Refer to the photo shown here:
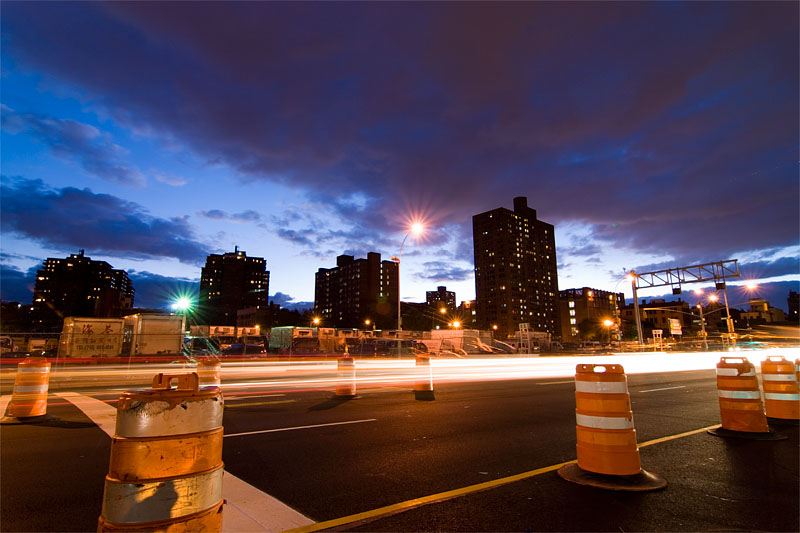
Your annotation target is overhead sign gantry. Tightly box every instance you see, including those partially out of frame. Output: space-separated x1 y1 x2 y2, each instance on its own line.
628 260 740 345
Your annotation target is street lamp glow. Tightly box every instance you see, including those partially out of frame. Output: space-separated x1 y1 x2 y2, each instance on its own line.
410 222 425 236
172 297 193 312
452 321 461 328
312 317 321 326
709 294 719 302
603 319 614 327
745 282 758 290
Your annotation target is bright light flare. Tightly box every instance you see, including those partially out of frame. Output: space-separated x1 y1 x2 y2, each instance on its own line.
745 282 758 290
410 222 425 236
709 294 719 302
172 297 193 312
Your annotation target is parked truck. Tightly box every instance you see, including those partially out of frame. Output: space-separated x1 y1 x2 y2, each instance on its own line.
58 317 125 357
122 313 186 357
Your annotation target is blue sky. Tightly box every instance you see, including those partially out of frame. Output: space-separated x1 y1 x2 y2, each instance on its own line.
1 2 798 312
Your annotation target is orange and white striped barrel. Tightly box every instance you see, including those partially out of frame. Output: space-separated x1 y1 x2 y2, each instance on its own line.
761 356 800 422
573 363 640 476
98 373 224 532
794 358 799 387
414 355 433 394
335 356 356 398
714 357 768 433
5 358 51 419
197 358 222 386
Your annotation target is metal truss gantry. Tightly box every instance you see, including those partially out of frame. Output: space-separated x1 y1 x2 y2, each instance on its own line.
629 260 740 345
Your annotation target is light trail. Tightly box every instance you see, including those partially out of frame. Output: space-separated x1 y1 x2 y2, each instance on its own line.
2 348 798 394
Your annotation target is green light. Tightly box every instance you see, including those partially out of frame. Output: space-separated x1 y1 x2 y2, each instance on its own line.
172 297 193 312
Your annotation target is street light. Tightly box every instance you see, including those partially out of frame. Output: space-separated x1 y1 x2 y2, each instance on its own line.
603 319 614 344
392 222 425 356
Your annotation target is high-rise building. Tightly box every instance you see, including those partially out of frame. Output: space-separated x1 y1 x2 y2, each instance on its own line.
199 247 269 325
559 288 624 342
314 253 398 329
473 196 559 339
426 286 456 311
32 250 134 330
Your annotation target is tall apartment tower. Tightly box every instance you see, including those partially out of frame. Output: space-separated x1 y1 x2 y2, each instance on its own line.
32 250 134 330
199 247 269 325
314 252 398 330
473 196 560 339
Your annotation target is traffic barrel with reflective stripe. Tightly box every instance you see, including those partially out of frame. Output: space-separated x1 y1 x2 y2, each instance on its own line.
795 359 800 383
335 356 357 399
98 373 224 532
558 363 665 491
1 358 51 423
197 358 222 386
761 355 800 424
413 355 435 401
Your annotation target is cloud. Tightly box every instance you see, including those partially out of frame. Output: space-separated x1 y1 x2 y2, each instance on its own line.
270 292 313 311
197 209 262 223
2 2 797 264
127 270 199 310
1 105 146 187
415 261 474 282
153 171 188 186
1 176 211 264
0 263 37 303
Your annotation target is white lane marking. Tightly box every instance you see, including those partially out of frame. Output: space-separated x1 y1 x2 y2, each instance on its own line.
638 386 687 393
226 394 287 401
225 418 377 438
56 392 118 436
58 392 315 532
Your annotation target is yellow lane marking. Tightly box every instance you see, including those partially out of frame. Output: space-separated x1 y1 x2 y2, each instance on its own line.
283 422 722 533
226 399 295 408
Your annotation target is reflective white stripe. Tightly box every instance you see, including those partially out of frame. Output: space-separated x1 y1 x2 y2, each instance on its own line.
13 385 48 394
575 381 628 394
18 367 50 374
102 467 223 524
764 393 800 401
718 390 761 399
761 374 797 382
575 413 634 429
716 368 755 377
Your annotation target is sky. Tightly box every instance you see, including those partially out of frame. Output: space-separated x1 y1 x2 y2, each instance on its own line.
1 2 798 313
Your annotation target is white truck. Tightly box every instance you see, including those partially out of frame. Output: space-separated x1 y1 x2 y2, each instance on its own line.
122 313 186 357
58 317 125 357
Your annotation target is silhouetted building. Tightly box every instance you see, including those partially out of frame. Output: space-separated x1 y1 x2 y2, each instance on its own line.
426 286 456 311
788 291 799 322
621 299 693 336
32 250 134 330
559 288 624 342
314 253 398 329
473 196 560 339
199 247 269 325
741 298 786 324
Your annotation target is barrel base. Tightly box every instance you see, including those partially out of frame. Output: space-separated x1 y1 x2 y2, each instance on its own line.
707 427 788 440
767 417 799 427
414 390 436 401
0 413 54 425
333 393 358 400
557 462 666 491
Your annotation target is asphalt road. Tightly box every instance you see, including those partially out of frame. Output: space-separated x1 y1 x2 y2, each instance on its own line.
1 362 798 532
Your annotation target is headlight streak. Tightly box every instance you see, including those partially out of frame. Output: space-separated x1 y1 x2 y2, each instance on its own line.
3 348 799 394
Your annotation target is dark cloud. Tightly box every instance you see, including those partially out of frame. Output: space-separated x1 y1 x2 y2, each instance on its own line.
1 105 145 187
127 271 199 310
415 262 474 283
1 176 211 264
197 209 262 223
2 2 797 263
270 292 313 311
0 263 36 303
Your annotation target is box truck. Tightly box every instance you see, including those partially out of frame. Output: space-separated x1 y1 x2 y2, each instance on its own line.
58 317 125 357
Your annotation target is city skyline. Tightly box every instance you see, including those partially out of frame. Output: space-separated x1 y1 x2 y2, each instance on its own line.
1 3 798 312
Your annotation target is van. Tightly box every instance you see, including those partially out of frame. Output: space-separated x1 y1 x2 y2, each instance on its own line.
580 341 601 349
